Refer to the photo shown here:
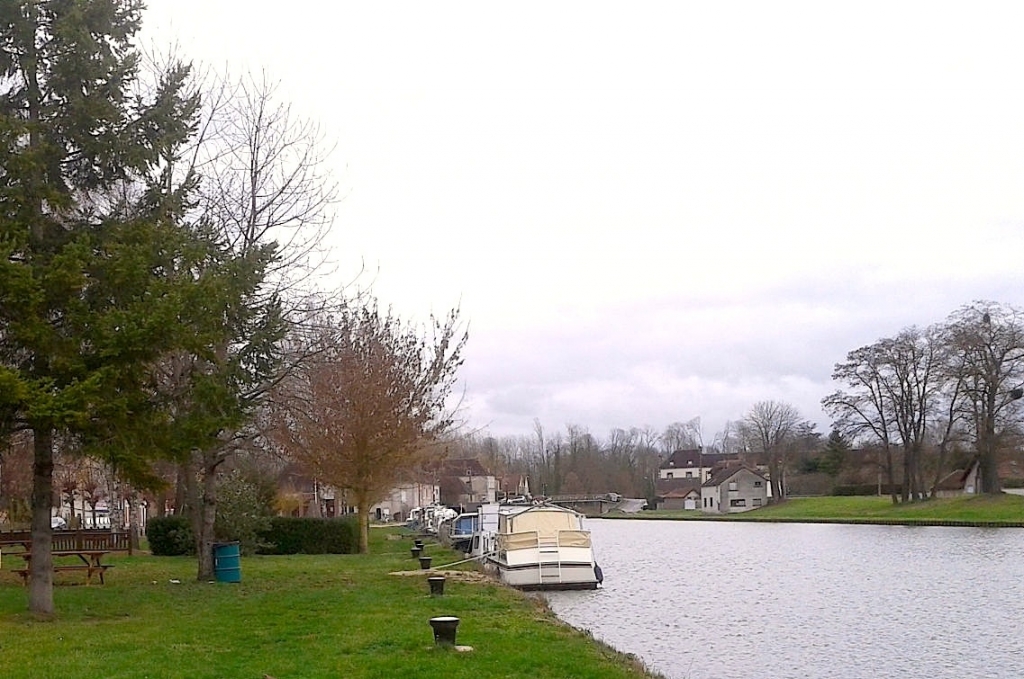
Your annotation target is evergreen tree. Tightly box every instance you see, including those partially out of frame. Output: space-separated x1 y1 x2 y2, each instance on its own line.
819 429 850 480
0 1 266 615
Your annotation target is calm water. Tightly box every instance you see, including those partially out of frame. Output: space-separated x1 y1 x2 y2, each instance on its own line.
543 519 1024 679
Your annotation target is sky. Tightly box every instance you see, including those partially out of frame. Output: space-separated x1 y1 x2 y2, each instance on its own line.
141 1 1024 443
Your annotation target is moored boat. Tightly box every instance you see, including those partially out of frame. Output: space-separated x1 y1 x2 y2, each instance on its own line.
486 502 602 591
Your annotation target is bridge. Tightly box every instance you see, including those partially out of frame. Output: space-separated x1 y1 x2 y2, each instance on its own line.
548 494 645 517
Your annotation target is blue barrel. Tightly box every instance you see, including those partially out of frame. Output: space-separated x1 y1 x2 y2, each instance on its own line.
212 542 241 583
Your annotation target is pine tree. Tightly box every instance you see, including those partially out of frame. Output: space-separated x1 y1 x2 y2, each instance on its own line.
0 1 269 615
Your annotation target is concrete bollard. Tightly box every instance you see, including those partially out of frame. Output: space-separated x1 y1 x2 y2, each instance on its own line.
411 546 422 559
429 616 460 646
428 576 446 596
418 555 432 570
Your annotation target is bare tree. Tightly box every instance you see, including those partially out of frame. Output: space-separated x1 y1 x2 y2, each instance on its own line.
270 299 467 553
944 301 1024 494
824 341 902 503
141 66 339 580
660 420 701 455
743 400 801 503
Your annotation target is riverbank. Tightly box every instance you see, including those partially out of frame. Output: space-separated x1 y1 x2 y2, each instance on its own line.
0 528 662 679
607 493 1024 526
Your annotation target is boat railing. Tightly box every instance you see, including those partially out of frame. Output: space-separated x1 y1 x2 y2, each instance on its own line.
497 529 592 552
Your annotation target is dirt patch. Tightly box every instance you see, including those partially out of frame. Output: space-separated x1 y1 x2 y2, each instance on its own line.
388 568 495 584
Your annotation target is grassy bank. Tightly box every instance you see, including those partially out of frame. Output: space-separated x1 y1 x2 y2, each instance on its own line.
0 530 660 679
616 493 1024 525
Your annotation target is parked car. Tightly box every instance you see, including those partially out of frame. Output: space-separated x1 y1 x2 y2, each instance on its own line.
51 515 67 530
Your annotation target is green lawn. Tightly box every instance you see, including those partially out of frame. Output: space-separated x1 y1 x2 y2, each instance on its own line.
0 530 660 679
625 493 1024 524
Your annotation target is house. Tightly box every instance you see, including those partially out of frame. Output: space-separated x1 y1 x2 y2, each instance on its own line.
370 479 439 522
659 449 712 483
934 461 980 498
654 478 702 510
497 474 530 501
701 466 768 514
659 449 742 484
438 457 497 510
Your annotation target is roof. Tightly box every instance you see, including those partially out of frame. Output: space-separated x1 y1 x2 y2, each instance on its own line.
441 457 491 476
661 449 703 469
655 478 702 499
702 465 767 488
934 462 978 491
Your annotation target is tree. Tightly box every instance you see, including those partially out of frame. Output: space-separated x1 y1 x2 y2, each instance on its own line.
271 299 466 553
743 400 800 502
0 0 261 614
944 301 1024 494
818 429 850 480
822 329 943 504
133 65 335 580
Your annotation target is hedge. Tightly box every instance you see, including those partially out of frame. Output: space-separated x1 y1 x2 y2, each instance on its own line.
256 516 359 555
147 515 359 556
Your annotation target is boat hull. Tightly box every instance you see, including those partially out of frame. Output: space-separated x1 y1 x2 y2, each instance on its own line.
492 560 600 590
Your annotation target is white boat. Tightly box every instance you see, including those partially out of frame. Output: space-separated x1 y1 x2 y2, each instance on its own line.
485 502 602 591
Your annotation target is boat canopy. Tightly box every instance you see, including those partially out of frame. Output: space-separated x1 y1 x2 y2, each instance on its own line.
499 506 583 536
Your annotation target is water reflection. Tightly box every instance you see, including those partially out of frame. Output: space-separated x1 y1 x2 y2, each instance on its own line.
543 519 1024 679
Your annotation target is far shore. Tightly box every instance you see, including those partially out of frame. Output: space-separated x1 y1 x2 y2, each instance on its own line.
601 493 1024 527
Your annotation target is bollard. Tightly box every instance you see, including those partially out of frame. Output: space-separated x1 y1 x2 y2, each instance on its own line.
428 576 446 596
411 547 422 559
419 555 433 570
429 616 460 646
414 539 424 549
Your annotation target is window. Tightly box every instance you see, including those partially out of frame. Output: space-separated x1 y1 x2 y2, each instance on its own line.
730 499 746 507
685 471 693 478
754 481 762 487
667 472 674 479
753 498 762 507
728 482 738 491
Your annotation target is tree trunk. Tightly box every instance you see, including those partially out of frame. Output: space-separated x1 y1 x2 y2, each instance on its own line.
175 463 189 515
356 491 370 554
29 428 54 617
885 446 899 504
127 494 140 554
900 446 911 503
196 450 220 581
768 457 784 503
979 408 1002 494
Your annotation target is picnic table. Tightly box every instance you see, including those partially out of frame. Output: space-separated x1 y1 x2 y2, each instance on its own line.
11 550 113 585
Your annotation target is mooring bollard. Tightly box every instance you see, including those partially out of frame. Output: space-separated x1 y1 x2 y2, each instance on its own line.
429 616 460 646
419 555 433 570
411 546 422 559
428 575 446 596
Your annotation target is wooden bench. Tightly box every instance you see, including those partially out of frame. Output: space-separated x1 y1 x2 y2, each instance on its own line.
12 564 113 585
0 530 132 554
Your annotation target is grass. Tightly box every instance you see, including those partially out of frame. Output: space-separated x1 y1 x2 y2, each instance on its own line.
0 529 662 679
616 493 1024 524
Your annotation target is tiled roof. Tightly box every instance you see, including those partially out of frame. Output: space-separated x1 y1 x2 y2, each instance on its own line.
655 478 702 498
702 465 766 488
661 449 703 469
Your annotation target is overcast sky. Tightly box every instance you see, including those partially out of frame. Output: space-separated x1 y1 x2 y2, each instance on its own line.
142 1 1024 442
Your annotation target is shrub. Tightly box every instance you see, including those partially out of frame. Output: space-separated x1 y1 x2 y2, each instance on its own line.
147 515 195 556
257 516 358 555
215 468 275 555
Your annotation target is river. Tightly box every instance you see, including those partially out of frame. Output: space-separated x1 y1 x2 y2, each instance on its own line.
542 518 1024 679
